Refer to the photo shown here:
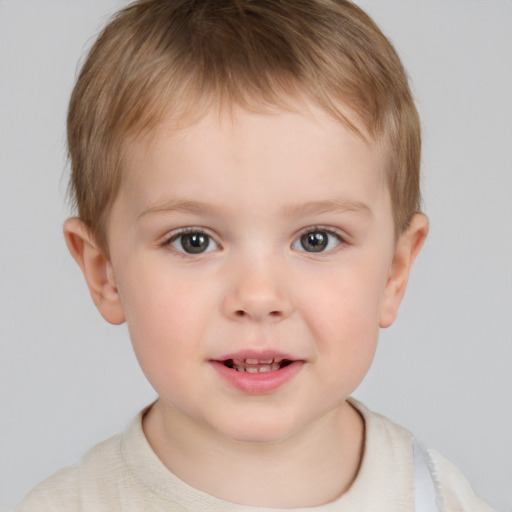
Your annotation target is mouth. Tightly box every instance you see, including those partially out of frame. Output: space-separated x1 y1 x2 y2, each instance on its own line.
223 357 294 373
210 352 304 393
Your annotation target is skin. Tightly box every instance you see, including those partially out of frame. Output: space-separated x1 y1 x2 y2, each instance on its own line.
64 99 428 507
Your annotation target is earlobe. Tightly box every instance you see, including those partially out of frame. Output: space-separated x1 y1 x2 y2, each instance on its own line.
63 217 125 325
379 213 429 328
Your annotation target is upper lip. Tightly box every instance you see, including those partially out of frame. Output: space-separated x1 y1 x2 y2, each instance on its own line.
211 350 301 363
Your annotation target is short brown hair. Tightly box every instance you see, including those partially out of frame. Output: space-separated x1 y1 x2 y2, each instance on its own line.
67 0 421 254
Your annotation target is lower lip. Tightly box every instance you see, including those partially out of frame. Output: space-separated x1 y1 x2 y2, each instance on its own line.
210 360 304 394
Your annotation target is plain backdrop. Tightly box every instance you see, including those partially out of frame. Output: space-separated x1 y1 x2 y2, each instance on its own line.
1 1 511 510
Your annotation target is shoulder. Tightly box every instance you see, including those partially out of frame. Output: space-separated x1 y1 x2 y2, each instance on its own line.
14 463 82 512
14 432 126 512
428 449 495 512
349 399 495 511
344 398 416 509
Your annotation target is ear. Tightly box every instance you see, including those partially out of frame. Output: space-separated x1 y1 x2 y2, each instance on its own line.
63 217 125 325
379 213 429 328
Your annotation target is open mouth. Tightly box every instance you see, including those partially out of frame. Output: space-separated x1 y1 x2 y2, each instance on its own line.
212 354 303 392
223 358 294 373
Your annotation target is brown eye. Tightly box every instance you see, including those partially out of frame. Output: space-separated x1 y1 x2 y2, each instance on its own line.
300 231 328 252
180 233 209 253
169 231 218 254
292 229 342 253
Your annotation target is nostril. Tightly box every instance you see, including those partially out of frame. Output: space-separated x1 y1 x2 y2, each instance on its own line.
230 307 288 321
233 309 283 319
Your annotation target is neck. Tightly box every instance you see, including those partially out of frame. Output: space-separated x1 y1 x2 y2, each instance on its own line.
143 399 364 508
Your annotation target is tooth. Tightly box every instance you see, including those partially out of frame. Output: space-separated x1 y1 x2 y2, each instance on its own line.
271 363 280 371
259 365 272 372
246 367 258 373
260 359 273 364
233 359 245 365
245 358 258 364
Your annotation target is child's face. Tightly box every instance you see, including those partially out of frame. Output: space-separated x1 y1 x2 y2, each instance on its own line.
84 100 422 444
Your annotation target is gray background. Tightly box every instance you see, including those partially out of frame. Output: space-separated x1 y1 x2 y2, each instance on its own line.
1 1 510 510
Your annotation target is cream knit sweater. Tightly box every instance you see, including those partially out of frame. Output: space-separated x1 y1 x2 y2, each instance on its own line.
15 400 493 511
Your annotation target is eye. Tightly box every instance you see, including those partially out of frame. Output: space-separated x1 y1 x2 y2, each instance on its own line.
167 230 219 254
292 229 342 253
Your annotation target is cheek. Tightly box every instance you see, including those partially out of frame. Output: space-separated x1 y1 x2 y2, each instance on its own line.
306 266 387 335
117 267 212 388
120 259 205 333
299 262 388 375
311 288 381 394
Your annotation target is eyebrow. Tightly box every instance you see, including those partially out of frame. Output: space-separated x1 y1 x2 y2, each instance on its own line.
138 198 373 221
137 199 222 220
283 199 374 219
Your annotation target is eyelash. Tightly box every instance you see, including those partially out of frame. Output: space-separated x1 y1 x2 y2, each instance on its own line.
292 227 345 254
162 226 346 256
163 228 220 256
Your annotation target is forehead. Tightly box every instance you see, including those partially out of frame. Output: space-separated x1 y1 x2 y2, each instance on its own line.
117 101 390 220
127 90 381 158
129 98 384 167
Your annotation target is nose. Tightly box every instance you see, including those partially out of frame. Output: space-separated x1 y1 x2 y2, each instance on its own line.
221 259 294 323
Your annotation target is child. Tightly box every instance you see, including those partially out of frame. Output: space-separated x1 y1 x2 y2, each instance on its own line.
14 0 495 510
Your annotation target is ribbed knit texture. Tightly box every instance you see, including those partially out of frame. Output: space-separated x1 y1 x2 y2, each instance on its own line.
15 399 493 511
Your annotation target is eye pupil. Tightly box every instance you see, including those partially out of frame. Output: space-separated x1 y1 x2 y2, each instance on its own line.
300 231 328 252
181 233 209 253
